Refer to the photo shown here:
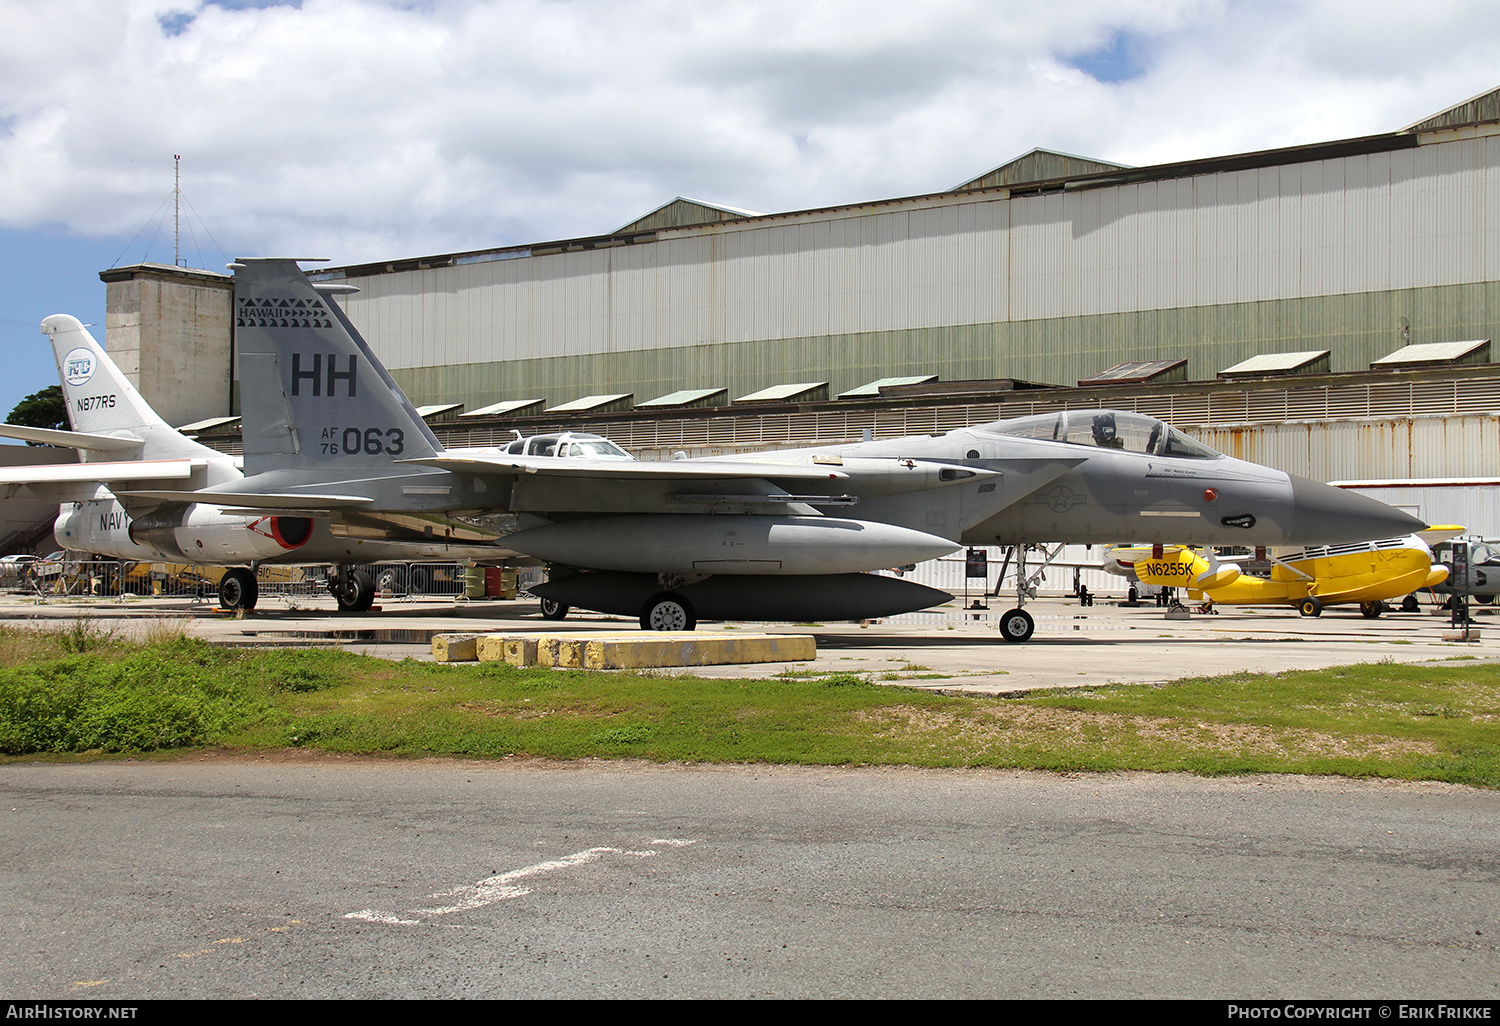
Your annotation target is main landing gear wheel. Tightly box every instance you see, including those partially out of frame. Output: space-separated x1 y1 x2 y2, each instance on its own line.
1298 596 1323 617
219 567 259 611
539 597 569 620
640 592 696 632
1359 601 1383 619
1401 595 1421 613
331 570 376 612
998 608 1035 643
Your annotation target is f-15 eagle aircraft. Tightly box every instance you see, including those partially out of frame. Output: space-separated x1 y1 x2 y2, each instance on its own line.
0 316 518 611
1107 531 1454 617
180 258 1423 640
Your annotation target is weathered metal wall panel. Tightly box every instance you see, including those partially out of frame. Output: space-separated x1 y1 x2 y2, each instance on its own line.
388 278 1500 412
334 134 1500 408
1337 483 1500 537
1196 415 1500 481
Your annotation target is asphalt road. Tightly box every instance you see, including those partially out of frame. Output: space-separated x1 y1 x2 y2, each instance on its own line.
2 758 1496 999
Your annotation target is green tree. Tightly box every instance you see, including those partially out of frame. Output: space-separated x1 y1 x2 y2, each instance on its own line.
6 385 67 444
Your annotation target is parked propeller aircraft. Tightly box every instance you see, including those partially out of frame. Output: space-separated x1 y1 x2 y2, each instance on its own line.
0 316 517 611
143 257 1424 640
1429 538 1500 605
1107 529 1456 617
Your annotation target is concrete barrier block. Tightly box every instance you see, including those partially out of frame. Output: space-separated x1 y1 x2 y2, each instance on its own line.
555 638 588 668
431 633 482 662
503 637 539 667
535 636 566 666
584 633 816 670
475 635 511 662
1442 630 1481 642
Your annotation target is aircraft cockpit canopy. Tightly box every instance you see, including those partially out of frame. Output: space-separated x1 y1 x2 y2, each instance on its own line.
980 410 1222 459
503 432 634 460
1468 542 1499 565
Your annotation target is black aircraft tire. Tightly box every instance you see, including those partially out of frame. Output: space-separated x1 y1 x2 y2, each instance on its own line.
640 593 696 632
219 568 259 611
998 608 1035 643
539 598 569 620
333 570 377 613
349 570 376 612
1298 597 1323 618
1360 601 1382 619
1401 595 1421 613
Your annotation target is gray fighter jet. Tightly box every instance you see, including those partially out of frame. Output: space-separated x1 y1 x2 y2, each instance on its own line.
169 258 1422 639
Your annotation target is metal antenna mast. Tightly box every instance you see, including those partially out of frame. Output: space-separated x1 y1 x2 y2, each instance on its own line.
173 154 185 267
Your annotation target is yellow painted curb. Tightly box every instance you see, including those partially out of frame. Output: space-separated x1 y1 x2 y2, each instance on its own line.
431 633 482 662
584 633 816 669
438 631 817 669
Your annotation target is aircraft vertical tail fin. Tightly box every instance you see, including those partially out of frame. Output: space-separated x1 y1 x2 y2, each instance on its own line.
38 315 221 463
229 259 443 476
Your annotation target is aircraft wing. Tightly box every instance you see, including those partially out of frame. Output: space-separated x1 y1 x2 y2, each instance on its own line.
0 424 143 451
401 454 852 481
0 459 206 484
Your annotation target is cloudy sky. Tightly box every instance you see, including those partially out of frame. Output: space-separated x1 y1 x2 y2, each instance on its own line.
2 0 1498 419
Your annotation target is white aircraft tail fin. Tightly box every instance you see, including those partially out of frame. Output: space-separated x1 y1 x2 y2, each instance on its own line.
229 259 444 476
39 315 222 463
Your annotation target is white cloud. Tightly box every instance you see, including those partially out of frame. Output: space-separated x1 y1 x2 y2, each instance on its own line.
0 0 1496 265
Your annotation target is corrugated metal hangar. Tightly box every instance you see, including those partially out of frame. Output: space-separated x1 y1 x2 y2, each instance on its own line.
99 86 1500 532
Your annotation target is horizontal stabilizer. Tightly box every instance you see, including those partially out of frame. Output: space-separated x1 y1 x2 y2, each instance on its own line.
0 459 205 485
0 424 143 451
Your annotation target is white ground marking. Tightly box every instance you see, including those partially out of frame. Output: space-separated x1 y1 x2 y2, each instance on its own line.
345 839 700 924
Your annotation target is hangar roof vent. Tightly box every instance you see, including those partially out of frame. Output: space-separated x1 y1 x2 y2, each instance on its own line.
1219 350 1331 379
1404 85 1500 132
1372 339 1491 370
734 382 829 404
546 393 635 415
461 399 545 419
953 148 1130 192
637 388 729 410
415 403 464 422
616 197 764 234
1078 360 1187 387
837 375 939 399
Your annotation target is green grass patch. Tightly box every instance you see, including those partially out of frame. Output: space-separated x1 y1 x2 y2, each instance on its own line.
0 624 1496 787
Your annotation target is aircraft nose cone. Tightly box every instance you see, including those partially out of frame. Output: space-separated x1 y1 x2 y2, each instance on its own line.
1286 475 1427 544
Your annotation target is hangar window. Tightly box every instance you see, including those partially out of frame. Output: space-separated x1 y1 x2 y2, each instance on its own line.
981 410 1220 459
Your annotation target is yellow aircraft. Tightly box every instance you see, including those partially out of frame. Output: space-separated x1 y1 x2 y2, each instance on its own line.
1108 529 1459 618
